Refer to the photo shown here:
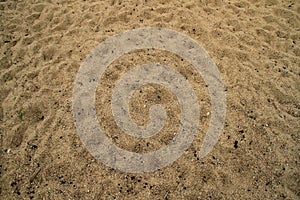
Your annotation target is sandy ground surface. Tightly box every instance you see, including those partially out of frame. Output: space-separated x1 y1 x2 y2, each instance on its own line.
1 0 299 199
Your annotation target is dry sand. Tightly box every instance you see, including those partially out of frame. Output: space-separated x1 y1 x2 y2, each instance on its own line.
1 0 300 199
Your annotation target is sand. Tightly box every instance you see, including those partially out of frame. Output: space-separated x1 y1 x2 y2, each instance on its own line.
1 0 299 199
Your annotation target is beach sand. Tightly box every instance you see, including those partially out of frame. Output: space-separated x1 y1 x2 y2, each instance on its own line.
1 0 299 199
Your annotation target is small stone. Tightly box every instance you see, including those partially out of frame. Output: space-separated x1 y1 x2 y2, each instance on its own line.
234 141 238 149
